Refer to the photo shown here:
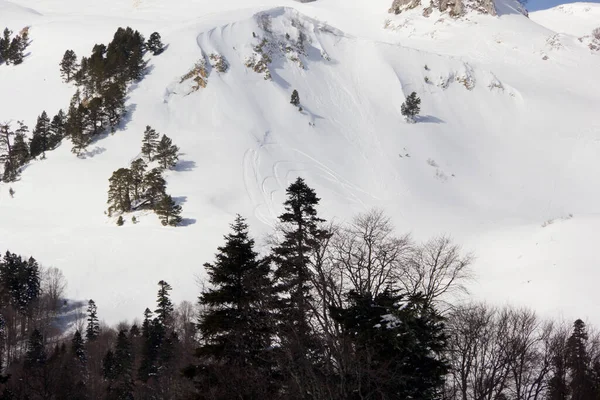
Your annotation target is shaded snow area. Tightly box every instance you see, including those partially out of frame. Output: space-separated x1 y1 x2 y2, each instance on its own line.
0 0 599 325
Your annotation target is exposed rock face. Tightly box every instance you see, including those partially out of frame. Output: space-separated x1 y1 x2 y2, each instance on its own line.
390 0 498 18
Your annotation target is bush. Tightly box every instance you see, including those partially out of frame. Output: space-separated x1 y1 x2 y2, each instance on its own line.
117 216 124 226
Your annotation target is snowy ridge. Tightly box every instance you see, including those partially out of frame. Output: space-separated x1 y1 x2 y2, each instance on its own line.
0 1 599 325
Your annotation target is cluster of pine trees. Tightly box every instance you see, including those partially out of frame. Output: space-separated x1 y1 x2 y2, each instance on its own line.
0 178 597 399
107 126 182 226
0 27 162 182
0 27 28 66
0 111 66 182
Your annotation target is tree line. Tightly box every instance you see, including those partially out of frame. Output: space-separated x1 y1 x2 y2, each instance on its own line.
0 178 596 399
0 28 163 183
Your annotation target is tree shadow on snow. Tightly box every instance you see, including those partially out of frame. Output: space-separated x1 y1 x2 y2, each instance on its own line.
175 159 196 172
117 103 137 131
415 115 444 124
82 146 106 158
173 196 187 205
180 218 197 227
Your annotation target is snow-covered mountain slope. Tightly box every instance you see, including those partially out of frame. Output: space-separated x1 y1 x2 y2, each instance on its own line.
531 2 600 37
0 0 599 325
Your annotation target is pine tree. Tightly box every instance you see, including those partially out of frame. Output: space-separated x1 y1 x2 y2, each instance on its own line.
60 50 79 82
69 104 91 155
141 126 159 162
330 290 449 399
155 134 179 170
401 91 421 123
0 123 14 182
290 89 300 107
146 32 164 56
130 158 147 203
108 330 134 400
196 215 277 397
107 168 132 216
30 111 51 158
101 81 126 132
7 35 23 65
117 215 125 226
567 319 593 400
24 329 46 369
12 131 30 167
49 109 66 149
138 308 160 381
71 330 86 365
143 168 166 207
86 97 105 135
86 299 100 341
271 177 331 397
155 280 174 328
155 194 182 226
0 28 11 63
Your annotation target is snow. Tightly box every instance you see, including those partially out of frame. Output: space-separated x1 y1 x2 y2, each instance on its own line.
531 2 600 37
0 0 599 326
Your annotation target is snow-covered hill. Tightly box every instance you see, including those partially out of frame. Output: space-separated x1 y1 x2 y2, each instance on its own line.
0 0 599 325
531 2 600 37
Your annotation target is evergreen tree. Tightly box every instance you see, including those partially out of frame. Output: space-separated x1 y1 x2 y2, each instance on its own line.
71 330 86 365
86 299 100 341
0 123 15 182
69 104 91 155
141 126 159 161
130 158 147 203
271 177 331 397
138 308 160 381
146 32 164 56
107 167 132 216
12 131 29 167
30 111 51 158
49 109 66 149
0 28 11 63
24 329 46 369
101 81 126 132
142 168 166 207
86 97 105 135
155 134 179 170
567 319 593 400
290 89 300 107
105 27 146 83
7 35 23 65
60 50 79 82
117 215 125 226
401 91 421 123
196 215 277 397
155 280 174 328
155 194 182 226
330 290 449 399
107 331 134 400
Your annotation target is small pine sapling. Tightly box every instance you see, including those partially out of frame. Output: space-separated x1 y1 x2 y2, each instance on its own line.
400 92 421 123
117 216 124 226
290 89 300 108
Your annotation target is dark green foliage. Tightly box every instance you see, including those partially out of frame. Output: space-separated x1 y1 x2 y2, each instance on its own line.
68 100 91 155
107 168 133 216
290 89 300 107
331 290 449 400
141 126 159 161
0 28 10 63
86 97 105 135
155 134 179 170
0 252 41 314
155 280 174 327
60 50 79 82
105 27 147 83
101 81 126 132
130 158 147 203
155 194 182 226
271 177 331 397
117 216 125 226
146 32 164 56
30 111 51 158
12 131 29 167
566 319 594 400
24 329 46 369
71 330 86 365
142 167 166 207
194 215 277 398
401 91 421 122
86 299 100 341
48 109 66 148
105 331 134 400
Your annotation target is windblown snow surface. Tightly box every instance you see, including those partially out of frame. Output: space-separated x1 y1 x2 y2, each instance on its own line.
0 0 599 325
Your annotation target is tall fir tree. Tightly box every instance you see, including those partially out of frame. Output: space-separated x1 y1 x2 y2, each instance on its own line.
271 177 331 398
196 215 277 398
141 126 159 162
12 131 30 168
49 109 66 148
86 299 100 341
106 330 134 400
130 158 147 203
142 168 166 207
101 81 126 132
567 319 593 400
155 280 174 328
0 28 11 63
155 134 179 170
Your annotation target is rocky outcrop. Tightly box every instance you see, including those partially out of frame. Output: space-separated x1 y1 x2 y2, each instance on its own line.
389 0 498 18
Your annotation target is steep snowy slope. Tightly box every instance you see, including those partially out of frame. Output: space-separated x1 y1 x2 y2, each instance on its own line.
0 0 599 325
531 2 600 37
